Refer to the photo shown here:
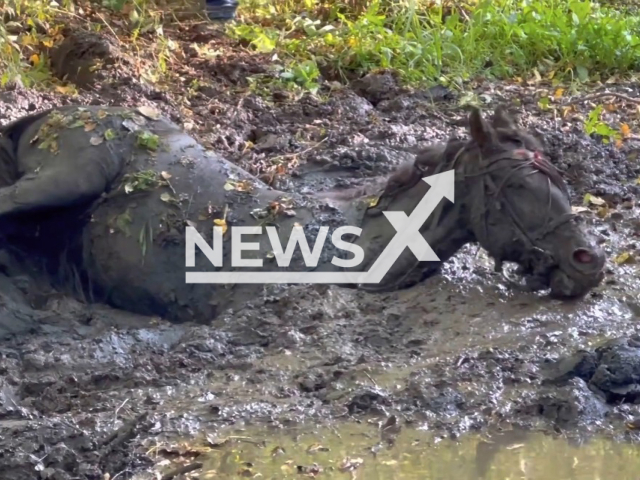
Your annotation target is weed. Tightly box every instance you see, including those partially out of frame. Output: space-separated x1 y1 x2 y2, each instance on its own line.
229 0 640 88
584 105 622 145
123 169 163 193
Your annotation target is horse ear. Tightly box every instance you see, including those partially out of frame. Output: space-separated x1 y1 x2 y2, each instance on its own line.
468 107 496 147
492 105 517 130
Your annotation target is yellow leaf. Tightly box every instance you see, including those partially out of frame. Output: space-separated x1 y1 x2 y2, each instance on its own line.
55 85 75 95
367 196 379 207
596 205 609 218
235 180 253 192
583 193 605 206
41 39 54 48
223 181 235 191
636 177 640 185
90 136 104 146
554 88 564 99
29 54 39 65
97 109 107 119
213 218 227 235
614 252 635 265
621 123 631 138
84 122 96 131
615 139 623 149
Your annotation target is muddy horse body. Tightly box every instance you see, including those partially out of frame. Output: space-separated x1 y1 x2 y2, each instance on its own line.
0 105 606 324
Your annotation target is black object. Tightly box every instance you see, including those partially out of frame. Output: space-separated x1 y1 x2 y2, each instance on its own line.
205 0 239 21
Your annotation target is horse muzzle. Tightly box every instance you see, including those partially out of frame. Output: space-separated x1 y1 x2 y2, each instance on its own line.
547 246 606 298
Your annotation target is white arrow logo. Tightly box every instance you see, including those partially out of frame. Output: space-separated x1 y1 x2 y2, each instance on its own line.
185 170 455 284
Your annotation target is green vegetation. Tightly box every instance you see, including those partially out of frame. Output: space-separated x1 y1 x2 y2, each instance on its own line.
230 0 640 91
2 0 640 92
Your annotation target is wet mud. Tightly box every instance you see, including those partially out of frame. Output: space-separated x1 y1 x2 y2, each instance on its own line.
1 23 640 480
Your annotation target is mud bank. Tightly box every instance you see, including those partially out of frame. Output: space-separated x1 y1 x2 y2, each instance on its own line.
1 26 640 479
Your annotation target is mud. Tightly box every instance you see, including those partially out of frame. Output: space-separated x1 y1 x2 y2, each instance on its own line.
1 20 640 480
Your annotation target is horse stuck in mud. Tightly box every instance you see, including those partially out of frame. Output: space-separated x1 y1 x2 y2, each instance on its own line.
0 104 605 330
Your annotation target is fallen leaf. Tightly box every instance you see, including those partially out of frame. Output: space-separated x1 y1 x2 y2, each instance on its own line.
97 109 108 119
29 53 39 65
213 218 227 235
621 123 631 138
160 192 173 202
614 252 635 265
90 136 104 146
235 180 253 192
161 171 172 180
571 206 590 214
104 128 116 140
223 181 235 191
55 85 75 95
554 88 564 99
84 122 97 131
137 105 161 120
583 193 605 206
367 196 379 207
596 204 610 218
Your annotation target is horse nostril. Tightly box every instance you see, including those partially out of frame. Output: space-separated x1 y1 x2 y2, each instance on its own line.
573 248 594 264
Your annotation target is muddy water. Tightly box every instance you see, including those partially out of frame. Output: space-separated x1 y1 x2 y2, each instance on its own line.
0 195 637 480
0 207 638 480
160 422 640 480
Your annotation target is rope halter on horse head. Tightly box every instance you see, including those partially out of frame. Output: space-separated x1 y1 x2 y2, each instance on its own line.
454 143 578 288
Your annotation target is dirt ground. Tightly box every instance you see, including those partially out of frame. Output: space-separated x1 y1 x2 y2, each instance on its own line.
1 18 640 480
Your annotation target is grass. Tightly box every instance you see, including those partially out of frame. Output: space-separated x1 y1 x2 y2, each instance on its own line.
2 0 640 91
226 0 640 92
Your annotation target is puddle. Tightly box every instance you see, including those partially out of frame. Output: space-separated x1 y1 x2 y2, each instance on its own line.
151 421 640 480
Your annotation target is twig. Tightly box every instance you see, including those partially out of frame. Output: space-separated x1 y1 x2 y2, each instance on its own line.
562 91 640 106
160 462 204 480
94 12 123 45
113 398 129 425
363 371 378 388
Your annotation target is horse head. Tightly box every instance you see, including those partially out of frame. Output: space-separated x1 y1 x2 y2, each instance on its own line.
331 106 605 298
